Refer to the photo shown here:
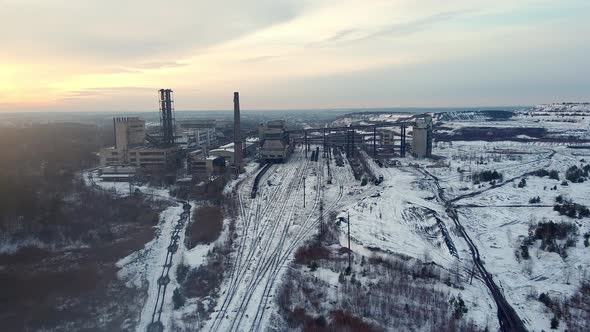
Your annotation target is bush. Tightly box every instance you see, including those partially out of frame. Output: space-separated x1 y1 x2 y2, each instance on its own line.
308 261 319 271
186 206 224 248
518 178 527 188
172 288 186 309
521 245 530 259
451 295 468 319
294 243 331 265
532 169 560 180
472 170 503 184
554 200 589 219
539 293 552 307
565 165 586 183
550 316 559 329
529 196 541 204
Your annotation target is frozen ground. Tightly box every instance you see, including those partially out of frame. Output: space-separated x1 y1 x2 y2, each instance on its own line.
410 140 590 331
84 171 200 332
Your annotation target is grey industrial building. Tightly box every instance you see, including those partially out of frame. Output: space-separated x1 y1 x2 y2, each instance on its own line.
258 120 292 162
411 116 433 158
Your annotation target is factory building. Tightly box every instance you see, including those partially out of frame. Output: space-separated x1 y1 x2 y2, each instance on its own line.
114 117 146 149
176 120 219 151
98 165 136 182
209 141 256 166
187 151 225 176
258 120 292 162
176 127 218 151
411 116 433 158
99 116 179 173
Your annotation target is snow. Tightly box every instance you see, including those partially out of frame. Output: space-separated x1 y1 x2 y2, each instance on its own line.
416 139 590 331
81 103 590 331
83 170 202 331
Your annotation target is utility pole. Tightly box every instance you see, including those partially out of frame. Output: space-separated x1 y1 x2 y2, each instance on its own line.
303 176 306 208
351 129 355 158
323 129 326 158
373 126 377 157
346 211 351 274
304 131 308 158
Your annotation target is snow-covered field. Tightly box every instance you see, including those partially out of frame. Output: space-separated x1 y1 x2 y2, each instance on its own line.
409 140 590 331
82 103 589 331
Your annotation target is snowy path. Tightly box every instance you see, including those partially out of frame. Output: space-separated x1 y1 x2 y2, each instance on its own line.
206 147 346 332
84 170 194 332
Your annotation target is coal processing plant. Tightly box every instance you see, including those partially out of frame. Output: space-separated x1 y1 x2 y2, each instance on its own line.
98 89 432 184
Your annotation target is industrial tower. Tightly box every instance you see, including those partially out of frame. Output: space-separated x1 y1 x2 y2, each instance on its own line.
159 89 176 146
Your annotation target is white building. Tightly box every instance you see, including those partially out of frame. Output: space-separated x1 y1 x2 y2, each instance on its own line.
412 116 433 158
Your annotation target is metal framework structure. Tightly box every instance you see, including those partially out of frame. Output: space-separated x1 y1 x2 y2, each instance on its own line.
291 122 411 158
159 89 176 146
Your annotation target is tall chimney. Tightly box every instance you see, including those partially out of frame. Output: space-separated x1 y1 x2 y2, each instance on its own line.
233 92 243 173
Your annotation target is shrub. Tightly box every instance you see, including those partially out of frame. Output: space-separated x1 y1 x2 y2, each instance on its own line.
539 293 552 307
186 205 224 248
518 178 527 188
551 316 559 329
451 295 468 319
565 166 586 183
308 261 319 271
294 243 331 265
554 200 589 219
473 170 503 184
172 288 186 309
532 169 560 180
521 245 530 259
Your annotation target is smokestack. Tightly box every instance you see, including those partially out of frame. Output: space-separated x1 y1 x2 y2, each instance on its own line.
234 92 243 173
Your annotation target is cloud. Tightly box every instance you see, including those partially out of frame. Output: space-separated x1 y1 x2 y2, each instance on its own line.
57 87 155 101
130 61 189 70
311 10 471 48
241 55 281 63
0 0 304 64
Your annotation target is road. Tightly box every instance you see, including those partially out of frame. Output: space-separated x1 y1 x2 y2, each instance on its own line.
420 168 527 332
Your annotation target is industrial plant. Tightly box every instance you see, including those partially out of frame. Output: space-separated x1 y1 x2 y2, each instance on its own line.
98 89 434 185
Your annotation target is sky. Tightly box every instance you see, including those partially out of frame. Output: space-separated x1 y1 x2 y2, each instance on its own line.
0 0 589 112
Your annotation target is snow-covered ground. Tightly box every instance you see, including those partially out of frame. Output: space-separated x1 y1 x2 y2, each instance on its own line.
84 171 202 332
408 140 590 331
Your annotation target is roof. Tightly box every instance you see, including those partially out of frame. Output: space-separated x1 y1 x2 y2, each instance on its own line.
210 148 234 153
100 174 135 178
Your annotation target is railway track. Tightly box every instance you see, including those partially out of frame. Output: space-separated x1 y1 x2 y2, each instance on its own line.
208 150 309 332
207 147 348 332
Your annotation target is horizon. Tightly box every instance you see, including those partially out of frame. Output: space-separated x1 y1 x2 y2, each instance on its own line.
0 104 533 115
1 0 589 112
